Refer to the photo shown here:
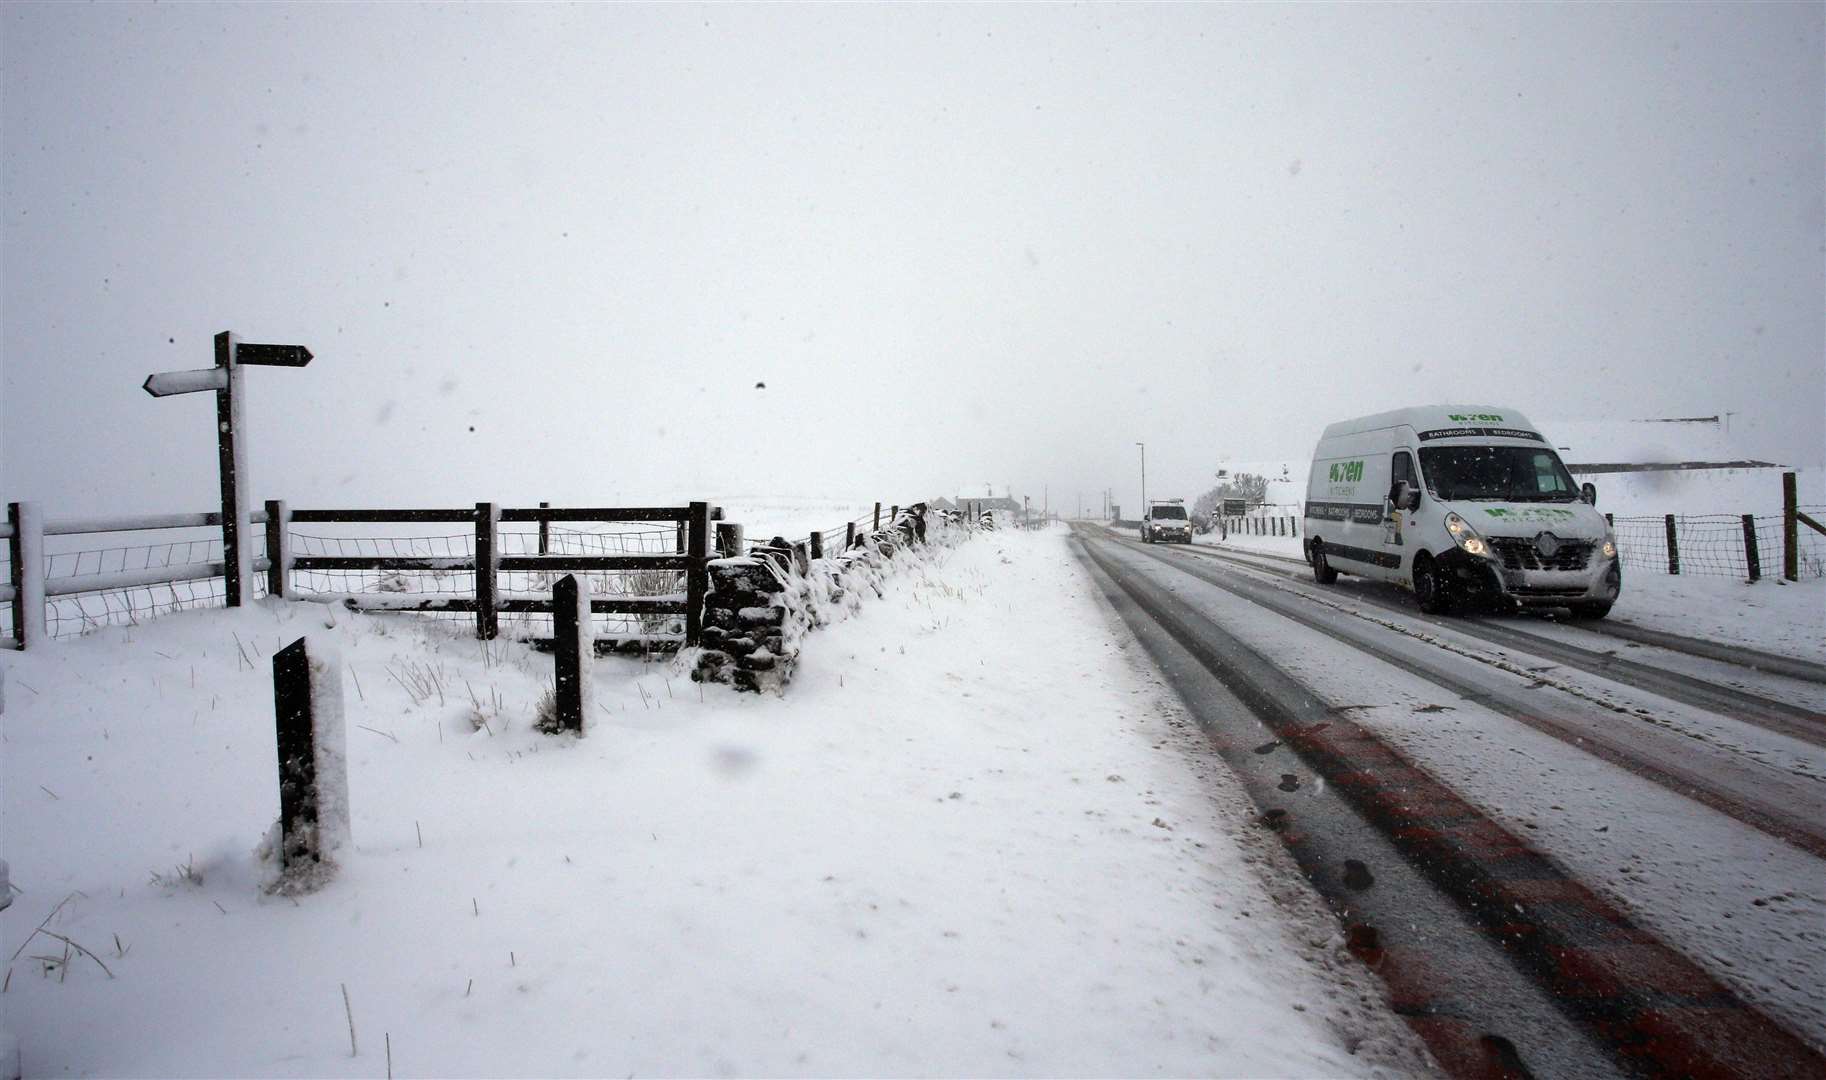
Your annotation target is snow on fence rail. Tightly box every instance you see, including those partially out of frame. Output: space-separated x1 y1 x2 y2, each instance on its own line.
3 500 714 649
5 498 924 649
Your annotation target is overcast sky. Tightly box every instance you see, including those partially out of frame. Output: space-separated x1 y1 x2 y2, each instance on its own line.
4 3 1821 518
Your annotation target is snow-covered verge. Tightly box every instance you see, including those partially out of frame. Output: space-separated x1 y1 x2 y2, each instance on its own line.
0 527 1427 1077
1185 529 1826 664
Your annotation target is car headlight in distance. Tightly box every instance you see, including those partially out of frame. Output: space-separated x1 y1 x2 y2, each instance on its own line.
1445 512 1491 557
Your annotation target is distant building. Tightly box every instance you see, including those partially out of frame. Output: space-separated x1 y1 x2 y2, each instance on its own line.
953 495 1022 515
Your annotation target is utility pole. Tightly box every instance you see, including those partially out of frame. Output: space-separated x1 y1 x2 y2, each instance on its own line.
1136 442 1147 516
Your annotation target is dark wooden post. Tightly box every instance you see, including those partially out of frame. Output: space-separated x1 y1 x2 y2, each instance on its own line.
538 501 550 556
1665 514 1680 575
685 501 710 646
845 521 856 550
475 502 499 640
712 522 741 559
215 331 252 606
264 499 292 599
551 574 591 734
6 501 45 649
271 636 350 882
889 506 899 530
1742 515 1761 582
716 522 744 558
1784 471 1799 582
810 532 824 560
676 520 687 554
873 502 882 532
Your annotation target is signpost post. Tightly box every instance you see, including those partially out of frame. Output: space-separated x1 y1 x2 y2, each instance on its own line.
143 331 313 607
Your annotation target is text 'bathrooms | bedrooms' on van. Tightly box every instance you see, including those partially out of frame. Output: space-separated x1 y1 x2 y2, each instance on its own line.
1302 406 1621 618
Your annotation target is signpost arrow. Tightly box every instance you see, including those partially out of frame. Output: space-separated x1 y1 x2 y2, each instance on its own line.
234 343 313 367
142 367 229 398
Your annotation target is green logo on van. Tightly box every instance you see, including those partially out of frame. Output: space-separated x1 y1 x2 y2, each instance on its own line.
1328 460 1364 483
1448 412 1504 422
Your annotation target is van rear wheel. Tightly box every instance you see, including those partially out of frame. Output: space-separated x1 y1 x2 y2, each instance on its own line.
1413 554 1452 615
1311 542 1338 584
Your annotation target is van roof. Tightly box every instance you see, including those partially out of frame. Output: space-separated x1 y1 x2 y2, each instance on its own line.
1320 405 1538 441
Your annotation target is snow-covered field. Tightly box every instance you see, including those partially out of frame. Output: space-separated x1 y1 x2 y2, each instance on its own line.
0 527 1428 1078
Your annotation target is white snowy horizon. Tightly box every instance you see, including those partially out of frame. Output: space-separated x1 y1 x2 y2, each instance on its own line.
4 3 1821 519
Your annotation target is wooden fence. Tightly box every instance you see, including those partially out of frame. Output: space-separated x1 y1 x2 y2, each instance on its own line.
5 500 715 650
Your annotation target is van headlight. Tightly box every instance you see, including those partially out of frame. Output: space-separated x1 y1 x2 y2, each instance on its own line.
1601 534 1617 560
1445 512 1491 558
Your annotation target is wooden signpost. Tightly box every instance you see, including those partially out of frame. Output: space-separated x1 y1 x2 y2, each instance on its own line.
143 332 313 607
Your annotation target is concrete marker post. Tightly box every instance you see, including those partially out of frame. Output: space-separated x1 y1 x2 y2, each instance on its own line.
270 636 350 890
551 574 592 734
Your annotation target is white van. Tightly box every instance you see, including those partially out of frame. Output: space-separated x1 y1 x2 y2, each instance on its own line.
1302 406 1620 617
1142 500 1192 544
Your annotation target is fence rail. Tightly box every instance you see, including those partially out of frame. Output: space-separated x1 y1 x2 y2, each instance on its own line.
4 500 719 648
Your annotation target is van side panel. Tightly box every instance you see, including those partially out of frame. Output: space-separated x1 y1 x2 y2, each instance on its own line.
1305 427 1400 579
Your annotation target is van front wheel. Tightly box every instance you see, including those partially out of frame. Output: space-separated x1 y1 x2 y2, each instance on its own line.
1311 542 1338 585
1413 554 1452 615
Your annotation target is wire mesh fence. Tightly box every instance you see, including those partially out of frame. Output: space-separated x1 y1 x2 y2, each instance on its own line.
1609 508 1826 579
4 517 696 645
28 530 235 642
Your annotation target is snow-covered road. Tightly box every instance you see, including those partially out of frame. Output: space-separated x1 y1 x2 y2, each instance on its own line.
1080 524 1826 1073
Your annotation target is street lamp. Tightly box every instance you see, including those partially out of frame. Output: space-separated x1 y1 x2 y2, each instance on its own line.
1136 442 1146 516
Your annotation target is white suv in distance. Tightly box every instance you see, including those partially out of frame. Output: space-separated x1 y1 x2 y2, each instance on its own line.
1142 500 1192 543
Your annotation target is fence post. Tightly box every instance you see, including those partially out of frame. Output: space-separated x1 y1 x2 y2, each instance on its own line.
685 501 710 646
873 502 881 532
6 502 45 649
475 502 499 640
845 521 856 550
1665 514 1680 575
1742 515 1761 582
264 499 292 599
1605 513 1614 527
271 635 350 886
1784 471 1799 582
551 574 591 734
538 501 550 556
810 531 824 560
889 505 899 528
716 522 744 558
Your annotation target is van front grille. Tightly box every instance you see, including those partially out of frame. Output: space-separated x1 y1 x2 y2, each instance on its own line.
1490 537 1592 572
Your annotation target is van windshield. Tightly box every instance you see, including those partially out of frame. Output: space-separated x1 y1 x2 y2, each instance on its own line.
1150 505 1187 519
1418 446 1580 502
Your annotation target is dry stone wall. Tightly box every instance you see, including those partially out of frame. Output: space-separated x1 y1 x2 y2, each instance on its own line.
692 504 951 693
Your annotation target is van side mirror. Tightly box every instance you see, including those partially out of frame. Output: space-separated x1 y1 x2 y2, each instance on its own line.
1391 480 1422 512
1580 482 1598 506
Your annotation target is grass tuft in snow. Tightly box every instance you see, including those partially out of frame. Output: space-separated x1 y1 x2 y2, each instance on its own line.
147 854 202 890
